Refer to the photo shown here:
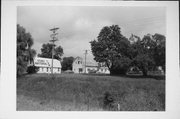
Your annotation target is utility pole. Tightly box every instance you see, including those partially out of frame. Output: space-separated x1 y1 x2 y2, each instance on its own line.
84 50 88 74
49 27 59 75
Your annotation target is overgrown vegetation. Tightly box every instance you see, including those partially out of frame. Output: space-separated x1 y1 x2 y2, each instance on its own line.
17 74 165 111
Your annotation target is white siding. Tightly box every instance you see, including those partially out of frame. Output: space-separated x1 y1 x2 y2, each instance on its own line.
72 56 110 74
33 57 62 74
85 67 98 73
72 57 83 73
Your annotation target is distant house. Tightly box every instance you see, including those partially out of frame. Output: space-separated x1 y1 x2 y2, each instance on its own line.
72 56 110 74
84 61 99 74
72 57 84 73
29 57 61 74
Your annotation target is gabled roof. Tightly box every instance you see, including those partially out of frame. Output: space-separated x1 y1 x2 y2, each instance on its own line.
73 56 98 67
34 57 61 68
73 56 83 62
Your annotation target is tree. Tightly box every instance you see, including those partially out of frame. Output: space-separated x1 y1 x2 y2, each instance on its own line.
61 57 74 71
38 43 63 60
130 34 155 76
90 25 131 75
17 24 36 76
132 54 154 76
152 33 165 72
111 56 132 75
130 33 165 76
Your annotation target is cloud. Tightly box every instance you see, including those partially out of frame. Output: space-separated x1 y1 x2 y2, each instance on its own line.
17 6 166 61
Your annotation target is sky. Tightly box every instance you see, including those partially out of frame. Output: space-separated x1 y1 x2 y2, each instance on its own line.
17 6 166 62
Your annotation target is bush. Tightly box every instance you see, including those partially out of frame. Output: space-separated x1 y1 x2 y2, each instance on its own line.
27 66 39 74
103 91 115 110
17 56 28 77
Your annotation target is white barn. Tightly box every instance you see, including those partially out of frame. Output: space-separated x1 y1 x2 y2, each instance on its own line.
32 57 61 74
72 56 110 74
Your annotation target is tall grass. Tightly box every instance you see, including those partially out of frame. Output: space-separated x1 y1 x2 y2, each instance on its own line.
17 73 165 111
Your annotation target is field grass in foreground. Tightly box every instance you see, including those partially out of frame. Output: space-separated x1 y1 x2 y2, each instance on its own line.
17 73 165 111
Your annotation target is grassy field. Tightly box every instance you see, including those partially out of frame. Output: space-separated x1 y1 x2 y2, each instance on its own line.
17 73 165 111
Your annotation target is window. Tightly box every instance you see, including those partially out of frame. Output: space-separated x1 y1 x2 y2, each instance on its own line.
47 68 48 72
79 68 83 73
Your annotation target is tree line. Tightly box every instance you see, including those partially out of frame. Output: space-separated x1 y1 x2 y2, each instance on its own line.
90 25 165 76
17 24 165 76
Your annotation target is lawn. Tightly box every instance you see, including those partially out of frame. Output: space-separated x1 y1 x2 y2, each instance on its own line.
17 73 165 111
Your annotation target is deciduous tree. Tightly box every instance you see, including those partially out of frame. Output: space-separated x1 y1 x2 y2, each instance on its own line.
61 57 74 71
130 33 165 76
38 43 63 61
17 24 36 76
90 25 131 75
152 33 165 72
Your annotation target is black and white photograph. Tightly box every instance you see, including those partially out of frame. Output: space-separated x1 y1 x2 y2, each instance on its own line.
16 6 166 111
1 0 179 119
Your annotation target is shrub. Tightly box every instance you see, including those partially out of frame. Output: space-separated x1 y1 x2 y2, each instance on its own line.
27 66 39 74
103 91 115 110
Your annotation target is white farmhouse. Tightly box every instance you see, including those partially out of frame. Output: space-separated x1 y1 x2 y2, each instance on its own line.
31 57 61 74
72 57 84 73
72 56 110 74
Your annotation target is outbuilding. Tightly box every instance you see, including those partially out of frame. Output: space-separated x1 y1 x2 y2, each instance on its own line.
33 57 61 74
72 56 110 74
